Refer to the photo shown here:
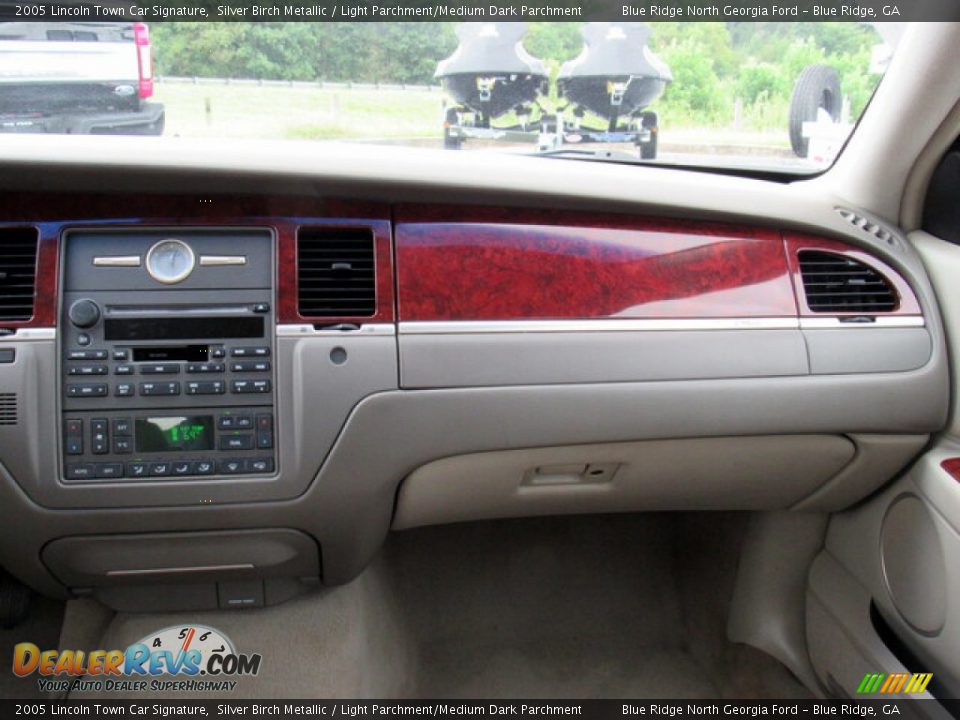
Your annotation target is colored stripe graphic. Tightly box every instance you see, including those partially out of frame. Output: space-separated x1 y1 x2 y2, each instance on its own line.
857 672 933 694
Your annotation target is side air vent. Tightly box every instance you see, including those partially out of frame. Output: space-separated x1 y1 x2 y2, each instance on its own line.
297 227 376 317
836 208 901 249
0 228 39 322
798 250 898 313
0 394 17 426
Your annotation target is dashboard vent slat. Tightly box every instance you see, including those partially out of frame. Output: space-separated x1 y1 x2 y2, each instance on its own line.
0 394 18 426
297 228 376 318
798 250 897 313
0 229 38 322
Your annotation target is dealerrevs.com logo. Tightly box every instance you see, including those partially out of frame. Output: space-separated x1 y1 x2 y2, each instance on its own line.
13 624 262 694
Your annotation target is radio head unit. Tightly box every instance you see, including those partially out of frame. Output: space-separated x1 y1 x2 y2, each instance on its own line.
59 229 277 483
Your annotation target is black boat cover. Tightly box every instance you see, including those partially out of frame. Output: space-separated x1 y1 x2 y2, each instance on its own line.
435 23 547 78
558 23 672 82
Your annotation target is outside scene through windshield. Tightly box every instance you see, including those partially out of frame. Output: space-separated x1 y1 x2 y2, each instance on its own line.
0 16 898 173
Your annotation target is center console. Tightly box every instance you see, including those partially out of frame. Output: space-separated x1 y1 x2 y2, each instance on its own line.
59 228 277 482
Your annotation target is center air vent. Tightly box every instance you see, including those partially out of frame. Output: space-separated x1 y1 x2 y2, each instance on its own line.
0 394 17 426
798 250 898 313
0 228 39 322
297 227 376 317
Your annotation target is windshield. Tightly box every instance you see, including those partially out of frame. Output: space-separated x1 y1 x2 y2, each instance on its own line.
0 19 899 175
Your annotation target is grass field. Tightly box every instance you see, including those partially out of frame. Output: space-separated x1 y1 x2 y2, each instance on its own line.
153 80 794 156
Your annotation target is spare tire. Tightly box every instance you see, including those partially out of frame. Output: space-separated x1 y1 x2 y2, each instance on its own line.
789 64 842 158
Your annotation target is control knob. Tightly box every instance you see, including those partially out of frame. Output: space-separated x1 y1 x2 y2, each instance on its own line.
68 299 101 329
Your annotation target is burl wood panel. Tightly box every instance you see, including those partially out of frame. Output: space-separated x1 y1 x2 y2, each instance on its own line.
784 233 922 316
941 458 960 482
0 193 394 327
395 205 798 321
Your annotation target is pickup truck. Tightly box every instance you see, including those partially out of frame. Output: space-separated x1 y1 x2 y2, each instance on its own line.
0 21 164 134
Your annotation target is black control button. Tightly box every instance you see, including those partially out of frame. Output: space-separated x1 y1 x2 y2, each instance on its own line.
112 349 129 361
185 380 225 396
114 364 135 375
193 460 215 475
67 364 108 376
76 334 91 347
65 436 84 455
245 458 274 474
140 364 180 375
230 360 271 373
126 462 149 478
186 363 224 374
115 383 135 397
149 462 172 476
256 414 273 449
66 383 108 398
252 303 270 314
95 463 124 479
112 418 132 435
231 379 271 394
172 461 193 476
113 437 133 454
91 419 109 455
218 459 244 474
231 346 270 357
67 349 107 360
220 434 254 451
65 418 83 435
210 346 226 359
218 415 237 429
236 416 254 429
139 382 180 397
65 463 95 480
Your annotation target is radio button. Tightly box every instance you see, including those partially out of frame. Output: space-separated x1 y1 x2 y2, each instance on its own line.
95 463 124 479
186 362 224 374
76 334 91 347
172 462 192 476
219 459 244 474
210 346 226 359
65 463 95 480
67 364 108 376
253 303 270 314
141 364 180 375
220 434 254 451
231 379 271 394
246 458 274 474
193 460 215 475
230 360 270 372
115 383 135 397
126 462 149 478
113 437 133 454
67 349 107 360
139 382 180 396
114 365 135 375
186 380 225 396
112 349 129 361
67 383 108 398
149 462 172 477
231 346 270 357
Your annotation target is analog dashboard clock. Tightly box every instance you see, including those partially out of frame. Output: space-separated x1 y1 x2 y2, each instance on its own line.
145 238 196 284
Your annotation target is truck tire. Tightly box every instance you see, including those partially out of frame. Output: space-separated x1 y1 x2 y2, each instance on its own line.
789 64 842 158
638 111 659 160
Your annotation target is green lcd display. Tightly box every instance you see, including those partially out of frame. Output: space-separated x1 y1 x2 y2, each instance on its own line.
135 416 214 453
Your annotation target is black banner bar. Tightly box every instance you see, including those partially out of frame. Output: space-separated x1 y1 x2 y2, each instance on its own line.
1 700 960 718
3 0 960 22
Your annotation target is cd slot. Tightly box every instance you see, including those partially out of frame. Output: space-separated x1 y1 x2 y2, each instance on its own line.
104 316 264 341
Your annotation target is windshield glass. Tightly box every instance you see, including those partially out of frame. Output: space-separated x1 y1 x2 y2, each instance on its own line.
0 19 900 174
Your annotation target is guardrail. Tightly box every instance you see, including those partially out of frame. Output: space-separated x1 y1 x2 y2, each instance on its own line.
156 76 441 91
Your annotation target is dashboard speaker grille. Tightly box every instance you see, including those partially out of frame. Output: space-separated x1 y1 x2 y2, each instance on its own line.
0 228 38 322
0 394 17 425
798 250 897 313
297 227 376 317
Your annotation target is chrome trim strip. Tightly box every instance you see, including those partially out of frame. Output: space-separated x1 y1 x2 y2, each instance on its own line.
93 255 141 267
199 255 247 267
0 327 56 342
277 323 396 337
399 318 800 334
107 563 254 577
799 316 925 329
